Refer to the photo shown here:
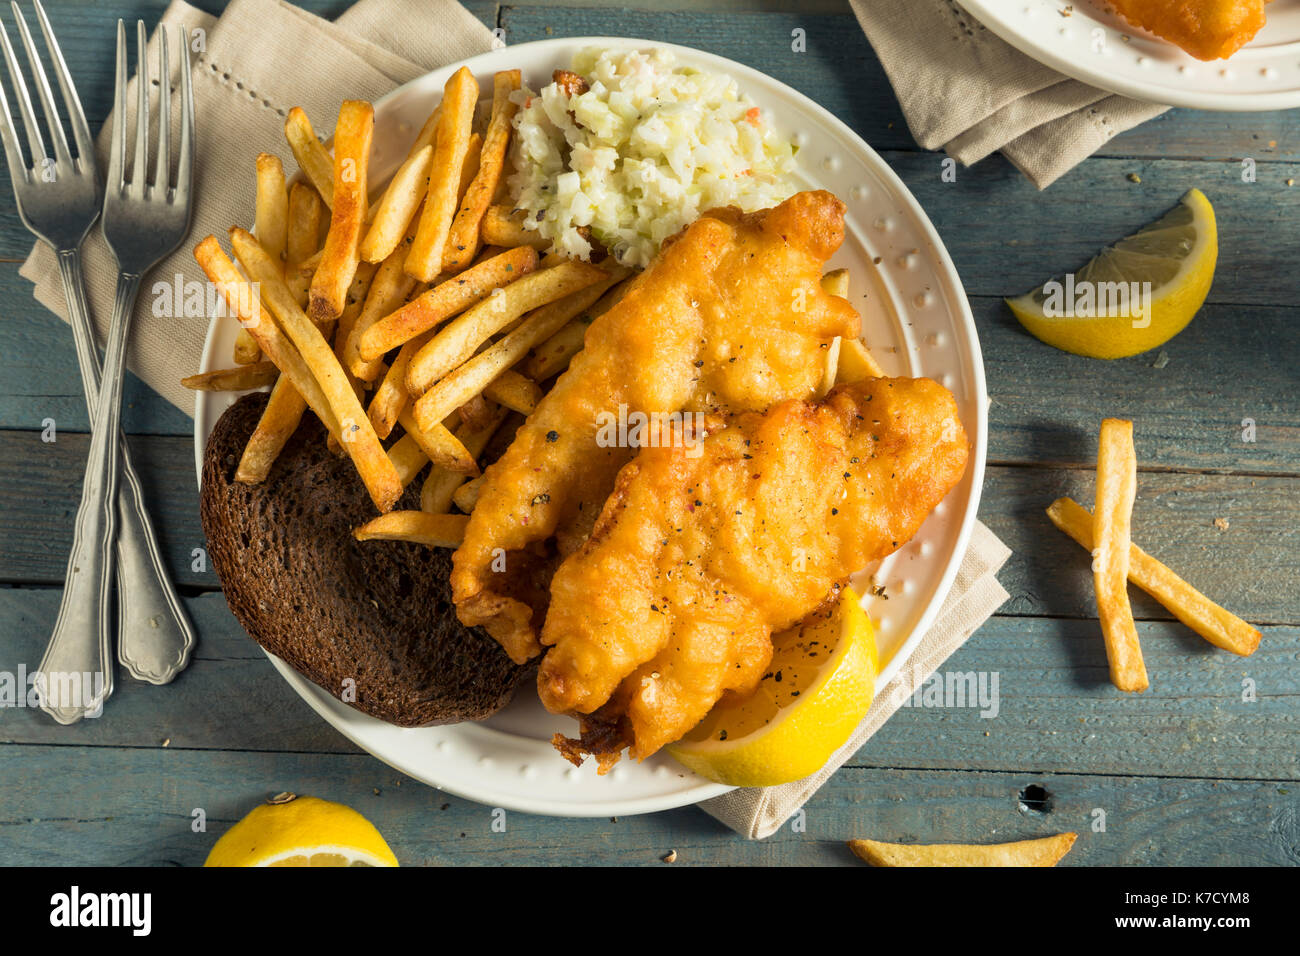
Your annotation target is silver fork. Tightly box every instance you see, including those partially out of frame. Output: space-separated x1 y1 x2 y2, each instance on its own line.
1 4 196 723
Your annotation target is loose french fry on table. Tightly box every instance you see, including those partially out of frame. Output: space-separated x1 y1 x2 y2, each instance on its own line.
229 227 402 512
309 100 373 324
181 361 278 392
284 106 335 207
405 260 609 394
848 834 1077 867
1046 497 1261 656
360 246 539 360
353 511 469 548
1093 418 1148 692
443 70 521 273
406 66 479 282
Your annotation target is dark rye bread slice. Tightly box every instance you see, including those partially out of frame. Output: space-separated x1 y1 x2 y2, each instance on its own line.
200 393 529 726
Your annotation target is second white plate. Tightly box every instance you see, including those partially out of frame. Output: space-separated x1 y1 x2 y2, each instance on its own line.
960 0 1300 111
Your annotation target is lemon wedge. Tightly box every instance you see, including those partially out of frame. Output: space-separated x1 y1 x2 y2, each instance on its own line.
203 794 399 867
667 587 878 788
1006 188 1217 359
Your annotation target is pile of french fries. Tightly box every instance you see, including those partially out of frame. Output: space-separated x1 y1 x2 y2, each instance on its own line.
1047 418 1262 692
184 67 636 547
183 66 890 553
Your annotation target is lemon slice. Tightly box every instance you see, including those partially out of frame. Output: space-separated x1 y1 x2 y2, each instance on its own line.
203 795 399 867
667 587 878 788
1006 188 1217 359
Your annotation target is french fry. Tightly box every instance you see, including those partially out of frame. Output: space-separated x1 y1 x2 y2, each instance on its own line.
287 248 325 310
344 222 423 382
818 336 843 398
194 236 340 438
837 337 885 381
367 333 426 439
451 476 483 513
523 318 588 381
232 328 262 365
359 246 539 360
406 67 479 282
1046 497 1261 656
443 70 521 273
388 431 429 488
405 260 609 395
309 100 374 324
456 392 493 431
482 204 549 249
228 227 402 512
820 268 849 298
1093 418 1147 692
483 369 541 415
255 153 289 267
360 144 434 263
397 406 478 476
284 107 334 207
236 375 307 484
181 361 278 392
848 834 1077 868
420 403 508 513
413 268 626 431
406 105 441 159
353 511 469 548
286 181 324 307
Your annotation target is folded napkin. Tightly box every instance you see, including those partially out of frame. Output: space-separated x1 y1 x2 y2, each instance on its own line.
850 0 1169 188
20 0 1013 839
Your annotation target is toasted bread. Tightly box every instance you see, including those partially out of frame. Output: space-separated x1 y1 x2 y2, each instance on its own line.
200 393 528 726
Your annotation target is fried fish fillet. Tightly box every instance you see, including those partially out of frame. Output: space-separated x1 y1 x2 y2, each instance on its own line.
539 376 970 769
451 191 860 664
1110 0 1267 60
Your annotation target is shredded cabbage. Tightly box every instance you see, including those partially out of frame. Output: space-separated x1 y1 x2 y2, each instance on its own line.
508 48 797 268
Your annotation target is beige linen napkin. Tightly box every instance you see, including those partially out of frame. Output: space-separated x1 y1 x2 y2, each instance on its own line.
850 0 1168 188
702 521 1010 839
19 0 499 415
19 0 1014 838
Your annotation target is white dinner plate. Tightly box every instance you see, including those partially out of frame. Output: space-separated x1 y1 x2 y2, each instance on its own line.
193 37 988 818
959 0 1300 111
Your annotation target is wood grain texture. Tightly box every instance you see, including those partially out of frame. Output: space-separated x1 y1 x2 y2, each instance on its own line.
2 430 1295 622
1 744 1296 864
3 589 1295 783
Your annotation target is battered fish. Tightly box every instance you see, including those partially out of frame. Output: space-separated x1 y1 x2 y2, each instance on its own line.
539 377 970 769
1109 0 1267 60
451 191 860 664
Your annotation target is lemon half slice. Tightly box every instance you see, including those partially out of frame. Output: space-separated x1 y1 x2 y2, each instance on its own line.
667 587 878 788
1006 188 1217 359
204 795 399 867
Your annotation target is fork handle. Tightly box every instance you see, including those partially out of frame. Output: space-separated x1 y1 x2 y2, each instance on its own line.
54 252 197 686
38 269 140 722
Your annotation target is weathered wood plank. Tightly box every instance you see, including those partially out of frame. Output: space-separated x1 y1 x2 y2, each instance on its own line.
0 744 1295 864
975 296 1300 474
3 428 1296 619
0 431 217 588
3 588 1296 782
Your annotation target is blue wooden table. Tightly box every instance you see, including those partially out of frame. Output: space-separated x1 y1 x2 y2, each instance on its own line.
2 0 1297 866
